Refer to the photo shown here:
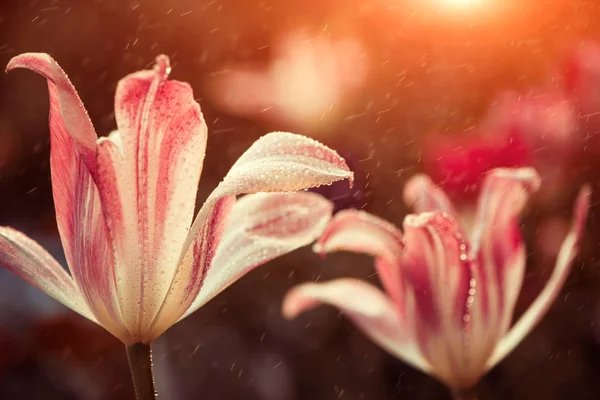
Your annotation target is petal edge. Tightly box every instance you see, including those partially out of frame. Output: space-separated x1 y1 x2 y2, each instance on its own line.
181 191 334 319
485 185 590 370
0 227 95 321
283 278 431 374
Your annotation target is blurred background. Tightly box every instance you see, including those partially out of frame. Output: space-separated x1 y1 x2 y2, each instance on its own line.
1 0 600 398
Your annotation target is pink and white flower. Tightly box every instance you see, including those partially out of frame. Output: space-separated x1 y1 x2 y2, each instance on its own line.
283 168 589 391
0 53 353 345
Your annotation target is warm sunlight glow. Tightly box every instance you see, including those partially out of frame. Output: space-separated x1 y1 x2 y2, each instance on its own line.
435 0 488 14
437 0 487 10
444 0 476 6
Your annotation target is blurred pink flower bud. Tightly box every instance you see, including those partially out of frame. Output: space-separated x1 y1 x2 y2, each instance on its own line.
423 90 579 204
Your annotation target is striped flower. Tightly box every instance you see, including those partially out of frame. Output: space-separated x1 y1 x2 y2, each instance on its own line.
0 53 353 346
283 168 588 395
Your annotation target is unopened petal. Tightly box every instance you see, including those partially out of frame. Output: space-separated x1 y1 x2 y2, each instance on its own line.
485 185 590 370
181 192 334 319
282 278 431 375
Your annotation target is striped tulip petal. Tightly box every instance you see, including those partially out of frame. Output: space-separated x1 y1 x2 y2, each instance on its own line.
485 185 590 370
400 212 472 386
182 192 334 318
0 227 94 322
6 53 124 341
95 56 207 337
146 196 235 339
62 168 125 340
178 131 354 293
189 131 353 234
282 278 431 375
467 168 540 369
214 131 354 197
6 53 98 171
314 210 406 314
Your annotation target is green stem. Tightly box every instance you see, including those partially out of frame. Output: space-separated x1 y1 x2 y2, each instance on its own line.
126 343 157 400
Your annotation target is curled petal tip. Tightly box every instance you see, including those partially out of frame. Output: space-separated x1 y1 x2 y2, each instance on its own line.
403 212 463 243
5 58 15 73
281 285 318 319
402 172 459 217
281 298 299 320
577 183 592 207
6 54 26 73
488 167 541 193
6 52 50 74
312 242 327 258
154 54 171 80
403 211 439 228
574 184 591 235
403 174 433 206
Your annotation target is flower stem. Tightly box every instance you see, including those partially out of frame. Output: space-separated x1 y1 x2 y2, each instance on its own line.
126 343 157 400
451 388 478 400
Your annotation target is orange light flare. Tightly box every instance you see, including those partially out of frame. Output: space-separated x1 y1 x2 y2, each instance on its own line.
396 0 509 42
372 0 572 46
439 0 480 9
434 0 492 16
